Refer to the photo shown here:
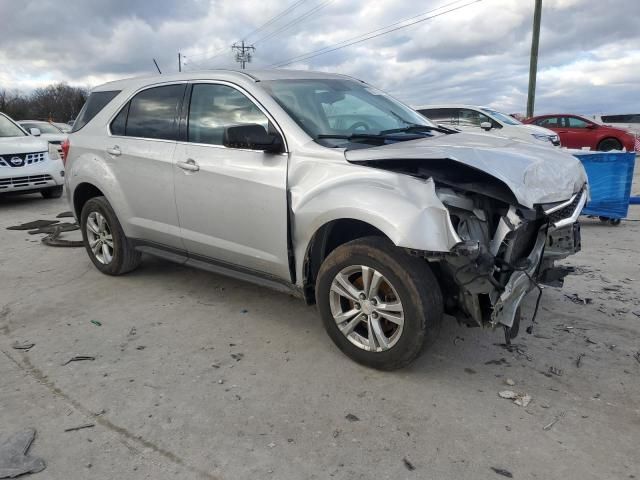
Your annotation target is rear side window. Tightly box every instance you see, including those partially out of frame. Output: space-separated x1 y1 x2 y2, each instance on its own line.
72 90 121 132
119 84 185 140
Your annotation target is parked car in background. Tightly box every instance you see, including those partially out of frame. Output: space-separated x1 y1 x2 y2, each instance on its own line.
65 70 587 369
415 104 560 147
592 114 640 137
0 112 65 198
52 122 72 133
18 120 67 157
525 114 636 152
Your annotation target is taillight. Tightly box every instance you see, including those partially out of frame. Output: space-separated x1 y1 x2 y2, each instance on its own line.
61 138 70 165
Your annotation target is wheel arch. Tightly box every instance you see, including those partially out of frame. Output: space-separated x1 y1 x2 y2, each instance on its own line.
597 136 623 150
301 218 393 304
73 182 105 219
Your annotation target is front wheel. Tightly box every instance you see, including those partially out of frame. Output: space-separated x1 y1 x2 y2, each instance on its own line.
316 236 443 370
80 196 141 275
597 138 622 151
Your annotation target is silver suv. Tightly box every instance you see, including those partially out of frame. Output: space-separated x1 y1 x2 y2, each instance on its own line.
65 70 587 370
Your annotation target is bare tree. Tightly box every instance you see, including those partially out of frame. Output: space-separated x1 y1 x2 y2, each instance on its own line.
0 83 89 121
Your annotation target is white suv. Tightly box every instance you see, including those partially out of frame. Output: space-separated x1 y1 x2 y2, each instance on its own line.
416 104 560 147
0 112 65 198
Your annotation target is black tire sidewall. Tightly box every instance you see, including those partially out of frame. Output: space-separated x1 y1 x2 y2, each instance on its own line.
80 197 127 275
316 237 442 370
598 138 622 151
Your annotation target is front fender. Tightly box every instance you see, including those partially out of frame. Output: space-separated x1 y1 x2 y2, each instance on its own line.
291 166 461 283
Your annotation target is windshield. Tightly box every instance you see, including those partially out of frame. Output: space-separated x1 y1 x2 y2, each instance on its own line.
21 122 63 134
0 114 27 137
480 108 522 126
260 79 438 147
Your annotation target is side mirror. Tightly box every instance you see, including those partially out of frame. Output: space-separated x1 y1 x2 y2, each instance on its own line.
29 128 41 136
480 121 492 131
223 124 284 153
585 123 597 129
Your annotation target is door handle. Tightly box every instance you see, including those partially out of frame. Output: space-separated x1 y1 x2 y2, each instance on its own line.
177 158 200 172
106 145 121 156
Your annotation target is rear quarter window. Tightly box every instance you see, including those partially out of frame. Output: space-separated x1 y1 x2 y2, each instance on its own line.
71 90 121 132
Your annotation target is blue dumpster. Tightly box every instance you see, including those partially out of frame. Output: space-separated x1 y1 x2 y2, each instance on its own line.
570 151 636 223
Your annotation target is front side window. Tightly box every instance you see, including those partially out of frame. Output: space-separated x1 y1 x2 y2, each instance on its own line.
0 114 27 137
117 84 185 140
480 108 521 126
536 117 562 128
417 108 459 125
457 109 494 128
187 84 268 145
260 78 436 147
566 117 589 128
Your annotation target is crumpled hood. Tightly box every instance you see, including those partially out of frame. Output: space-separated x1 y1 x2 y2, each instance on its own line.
345 132 587 208
0 136 49 154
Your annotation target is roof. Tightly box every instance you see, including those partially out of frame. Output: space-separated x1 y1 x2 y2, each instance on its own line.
412 104 491 110
93 69 358 92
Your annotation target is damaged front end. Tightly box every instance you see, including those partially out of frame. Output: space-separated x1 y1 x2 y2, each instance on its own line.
428 186 586 336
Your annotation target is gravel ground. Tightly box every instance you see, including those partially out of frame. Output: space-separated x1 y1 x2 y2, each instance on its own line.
1 163 639 479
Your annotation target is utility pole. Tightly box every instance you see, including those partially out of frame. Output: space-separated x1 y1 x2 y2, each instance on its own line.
232 40 255 69
178 52 182 72
526 0 542 118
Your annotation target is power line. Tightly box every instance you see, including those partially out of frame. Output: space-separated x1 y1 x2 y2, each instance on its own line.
270 0 471 66
271 0 482 67
232 41 256 69
242 0 311 41
253 0 334 45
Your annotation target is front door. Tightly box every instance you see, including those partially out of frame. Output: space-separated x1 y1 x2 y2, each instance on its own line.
173 82 291 280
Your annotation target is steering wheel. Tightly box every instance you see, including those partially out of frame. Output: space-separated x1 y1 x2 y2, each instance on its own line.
347 121 370 132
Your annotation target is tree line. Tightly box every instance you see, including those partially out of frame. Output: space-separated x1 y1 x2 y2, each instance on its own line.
0 83 89 122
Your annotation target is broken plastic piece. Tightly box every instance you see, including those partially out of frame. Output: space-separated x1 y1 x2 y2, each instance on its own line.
0 429 46 478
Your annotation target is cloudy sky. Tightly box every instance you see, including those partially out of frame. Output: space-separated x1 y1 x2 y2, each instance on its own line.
0 0 638 115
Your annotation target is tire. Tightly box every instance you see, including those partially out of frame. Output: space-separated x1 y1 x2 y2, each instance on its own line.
597 138 622 151
80 196 141 275
41 186 63 199
316 236 443 370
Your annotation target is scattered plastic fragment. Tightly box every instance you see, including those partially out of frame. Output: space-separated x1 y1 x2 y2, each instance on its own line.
505 378 515 386
64 423 95 433
402 457 416 471
0 428 46 478
576 353 585 368
564 293 592 305
56 211 74 218
28 223 78 235
543 412 565 431
62 355 95 366
6 220 58 231
490 467 513 478
90 320 102 327
499 390 531 407
548 366 563 376
41 227 83 247
345 413 360 422
11 341 35 351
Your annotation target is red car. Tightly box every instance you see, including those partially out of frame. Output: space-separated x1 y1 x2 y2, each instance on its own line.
524 114 636 152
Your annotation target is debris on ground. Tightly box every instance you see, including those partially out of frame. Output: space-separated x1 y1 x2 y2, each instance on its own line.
485 358 509 366
586 337 598 345
564 293 593 305
136 345 146 351
62 355 95 366
543 412 565 431
495 343 533 361
505 378 515 386
90 320 102 327
453 336 464 345
498 390 531 407
345 413 360 422
56 211 74 218
576 353 585 368
6 220 58 231
0 428 46 478
230 353 244 361
548 366 563 377
28 223 78 235
490 467 513 478
64 423 95 433
402 457 416 471
11 341 35 351
634 352 640 365
41 226 84 248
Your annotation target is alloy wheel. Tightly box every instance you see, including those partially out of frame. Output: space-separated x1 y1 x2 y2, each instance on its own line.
329 265 404 352
85 211 114 265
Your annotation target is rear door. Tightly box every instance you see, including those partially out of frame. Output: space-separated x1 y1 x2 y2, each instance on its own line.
172 82 290 280
107 83 186 249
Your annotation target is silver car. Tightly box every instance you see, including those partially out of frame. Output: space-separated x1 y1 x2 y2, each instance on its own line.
65 70 587 370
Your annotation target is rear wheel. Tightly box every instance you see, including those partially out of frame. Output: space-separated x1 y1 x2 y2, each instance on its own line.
316 236 443 370
80 196 141 275
41 186 63 199
597 138 622 151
